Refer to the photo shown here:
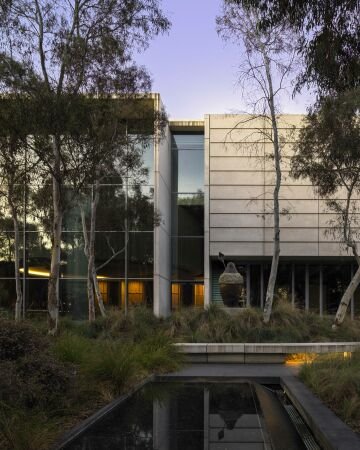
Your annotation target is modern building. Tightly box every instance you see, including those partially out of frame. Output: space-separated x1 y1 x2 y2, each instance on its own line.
0 94 359 318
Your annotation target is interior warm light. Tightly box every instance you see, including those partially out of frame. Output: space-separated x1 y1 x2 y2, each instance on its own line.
285 353 317 365
19 267 109 279
19 267 50 277
343 351 352 359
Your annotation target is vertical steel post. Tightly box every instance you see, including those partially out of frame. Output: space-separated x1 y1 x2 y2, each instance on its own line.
305 264 309 311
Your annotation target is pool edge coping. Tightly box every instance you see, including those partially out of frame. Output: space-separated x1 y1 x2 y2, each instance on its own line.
52 375 155 450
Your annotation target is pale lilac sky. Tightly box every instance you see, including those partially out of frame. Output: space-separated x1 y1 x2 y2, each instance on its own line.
136 0 313 119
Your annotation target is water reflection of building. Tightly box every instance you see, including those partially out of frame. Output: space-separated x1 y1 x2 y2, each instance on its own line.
1 96 360 318
153 384 271 450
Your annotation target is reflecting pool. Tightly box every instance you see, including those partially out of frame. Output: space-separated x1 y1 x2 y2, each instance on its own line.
63 382 318 450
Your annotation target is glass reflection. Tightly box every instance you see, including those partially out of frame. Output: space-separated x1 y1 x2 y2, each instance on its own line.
63 382 311 450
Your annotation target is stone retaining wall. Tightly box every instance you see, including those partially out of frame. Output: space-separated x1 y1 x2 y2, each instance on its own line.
174 342 360 363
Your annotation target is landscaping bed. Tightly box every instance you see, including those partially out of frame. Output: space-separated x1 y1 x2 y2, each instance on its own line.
300 351 360 434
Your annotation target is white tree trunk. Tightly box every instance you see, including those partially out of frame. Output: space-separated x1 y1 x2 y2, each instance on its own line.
334 263 360 327
81 177 106 321
333 189 360 327
48 136 62 335
263 54 281 324
90 178 106 317
12 213 23 321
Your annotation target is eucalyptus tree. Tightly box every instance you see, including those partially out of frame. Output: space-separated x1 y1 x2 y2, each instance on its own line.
0 97 40 320
228 0 359 95
291 88 360 326
217 4 298 322
0 0 170 334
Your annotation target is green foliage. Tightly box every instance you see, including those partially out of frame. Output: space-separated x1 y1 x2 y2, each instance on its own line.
53 332 92 364
166 301 360 343
0 407 58 450
300 351 360 432
0 319 47 360
232 0 359 94
84 341 137 395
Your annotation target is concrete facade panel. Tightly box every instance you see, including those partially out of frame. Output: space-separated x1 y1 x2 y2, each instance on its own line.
264 228 318 242
210 171 264 185
265 199 319 214
210 185 264 199
210 241 264 256
210 213 265 228
319 242 349 256
210 228 264 242
264 242 319 256
264 213 318 228
210 156 265 171
264 185 318 200
210 128 271 143
210 141 264 157
211 199 265 214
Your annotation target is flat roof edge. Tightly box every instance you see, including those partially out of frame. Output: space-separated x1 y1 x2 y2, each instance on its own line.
169 120 204 132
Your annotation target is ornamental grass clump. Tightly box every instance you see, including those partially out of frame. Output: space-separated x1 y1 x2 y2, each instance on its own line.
300 351 360 432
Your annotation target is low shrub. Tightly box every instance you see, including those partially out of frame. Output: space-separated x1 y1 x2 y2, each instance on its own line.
0 319 47 361
300 351 360 432
84 341 137 395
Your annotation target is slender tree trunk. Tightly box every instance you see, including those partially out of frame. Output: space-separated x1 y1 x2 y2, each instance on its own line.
81 207 95 321
333 187 360 327
11 208 23 321
48 135 62 335
81 177 106 321
90 177 106 317
263 54 281 324
334 262 360 327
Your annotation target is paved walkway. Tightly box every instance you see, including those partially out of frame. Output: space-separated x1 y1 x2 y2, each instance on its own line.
161 363 300 380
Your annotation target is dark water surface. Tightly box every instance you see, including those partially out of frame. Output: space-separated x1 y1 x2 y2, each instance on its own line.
63 381 313 450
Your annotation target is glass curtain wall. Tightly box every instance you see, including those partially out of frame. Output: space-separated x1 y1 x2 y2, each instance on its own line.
0 139 154 318
171 133 204 309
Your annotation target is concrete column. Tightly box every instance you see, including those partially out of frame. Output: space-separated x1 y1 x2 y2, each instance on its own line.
204 388 209 450
153 398 171 450
153 94 171 317
204 115 211 307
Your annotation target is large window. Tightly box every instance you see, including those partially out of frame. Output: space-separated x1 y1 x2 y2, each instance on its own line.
171 133 204 308
0 136 155 317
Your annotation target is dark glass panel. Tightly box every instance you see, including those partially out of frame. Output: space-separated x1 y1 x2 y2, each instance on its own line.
96 185 125 231
128 232 153 278
26 232 51 276
275 264 292 301
27 278 48 311
59 279 87 318
172 193 204 236
63 187 91 231
294 264 306 309
0 231 25 278
172 150 204 193
0 279 16 311
95 232 125 278
250 264 261 307
128 185 155 231
61 232 87 278
171 282 204 309
309 265 320 313
172 237 204 281
323 264 351 315
120 279 153 308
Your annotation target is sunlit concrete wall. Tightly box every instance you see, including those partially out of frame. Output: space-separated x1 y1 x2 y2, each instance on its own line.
204 114 355 304
153 94 171 317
